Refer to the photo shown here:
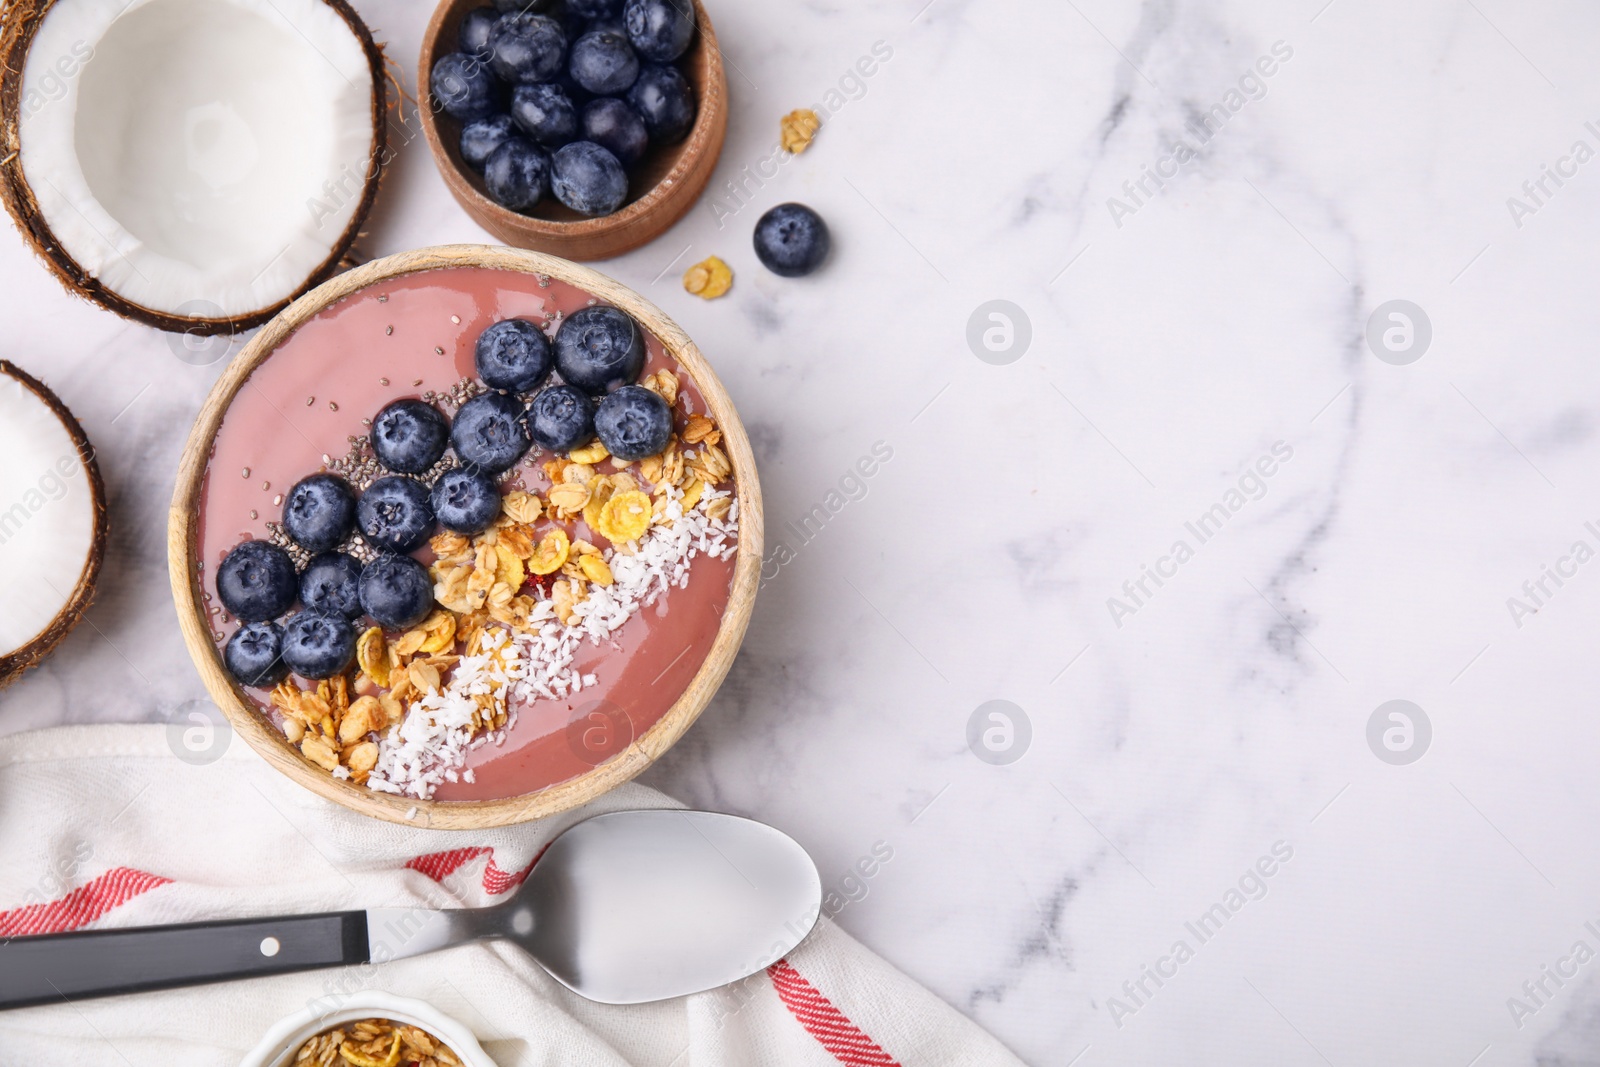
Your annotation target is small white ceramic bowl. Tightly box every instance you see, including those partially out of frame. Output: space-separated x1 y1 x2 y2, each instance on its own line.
240 992 497 1067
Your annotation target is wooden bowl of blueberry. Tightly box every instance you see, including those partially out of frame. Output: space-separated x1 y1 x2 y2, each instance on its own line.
420 0 727 261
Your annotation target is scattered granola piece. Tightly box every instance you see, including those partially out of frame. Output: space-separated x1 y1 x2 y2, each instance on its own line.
683 255 733 299
301 735 340 771
578 553 614 585
596 490 652 543
568 440 610 464
780 108 821 153
681 414 718 445
501 490 542 525
641 369 679 405
528 529 571 574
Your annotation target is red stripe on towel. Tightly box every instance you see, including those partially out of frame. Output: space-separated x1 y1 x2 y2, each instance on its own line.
769 959 903 1066
0 867 171 938
407 848 534 895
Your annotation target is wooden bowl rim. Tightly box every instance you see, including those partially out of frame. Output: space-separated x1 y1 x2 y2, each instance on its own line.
167 243 764 829
416 0 725 244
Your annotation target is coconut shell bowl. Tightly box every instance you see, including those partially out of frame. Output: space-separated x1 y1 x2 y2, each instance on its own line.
418 0 728 260
168 244 762 828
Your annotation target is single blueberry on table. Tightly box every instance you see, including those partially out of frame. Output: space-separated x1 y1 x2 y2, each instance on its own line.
280 611 357 680
459 6 498 58
298 552 365 619
526 384 597 452
510 83 579 147
595 384 672 461
357 476 436 554
224 621 288 688
569 30 639 95
551 141 628 216
282 473 357 553
476 318 553 392
216 540 297 623
431 468 503 535
461 113 517 171
430 52 500 121
753 202 830 277
581 97 648 166
451 391 532 474
359 554 436 630
554 305 646 394
371 399 450 475
623 0 695 62
627 63 696 143
483 137 550 211
488 13 567 84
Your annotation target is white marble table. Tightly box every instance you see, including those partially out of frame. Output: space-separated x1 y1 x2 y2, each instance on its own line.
8 0 1600 1063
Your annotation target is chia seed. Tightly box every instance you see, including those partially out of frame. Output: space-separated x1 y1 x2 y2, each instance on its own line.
306 396 315 406
386 326 393 336
241 467 250 478
329 401 339 412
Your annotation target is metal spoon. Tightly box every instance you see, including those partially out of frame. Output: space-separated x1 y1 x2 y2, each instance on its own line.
0 810 822 1009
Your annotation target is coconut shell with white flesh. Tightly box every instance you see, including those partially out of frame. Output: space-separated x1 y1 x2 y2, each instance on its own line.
0 0 387 335
0 361 108 690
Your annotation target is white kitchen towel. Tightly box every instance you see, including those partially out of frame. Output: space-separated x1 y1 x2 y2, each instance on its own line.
0 724 1022 1066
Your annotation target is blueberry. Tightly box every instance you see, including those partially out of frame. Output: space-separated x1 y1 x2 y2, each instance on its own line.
224 621 288 688
569 30 639 95
526 384 597 451
451 392 531 473
551 141 628 216
359 554 436 630
623 0 695 62
282 473 356 553
461 113 517 170
488 13 567 84
554 305 646 393
753 202 830 278
627 63 696 143
510 83 578 147
357 476 436 553
483 137 550 210
475 318 553 394
298 552 364 619
431 468 503 534
216 540 297 623
569 0 622 18
594 384 672 460
372 399 450 475
280 611 357 680
581 98 648 166
431 52 500 121
459 6 498 57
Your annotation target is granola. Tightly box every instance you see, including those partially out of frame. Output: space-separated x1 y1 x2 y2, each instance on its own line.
290 1017 461 1067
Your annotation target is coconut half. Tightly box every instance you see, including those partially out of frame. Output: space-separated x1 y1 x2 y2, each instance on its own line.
0 361 108 690
0 0 386 334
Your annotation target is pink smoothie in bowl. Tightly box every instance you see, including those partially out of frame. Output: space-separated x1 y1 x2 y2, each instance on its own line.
191 262 743 806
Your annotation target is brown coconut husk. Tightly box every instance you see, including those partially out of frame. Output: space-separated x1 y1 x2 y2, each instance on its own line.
0 360 109 690
0 0 388 335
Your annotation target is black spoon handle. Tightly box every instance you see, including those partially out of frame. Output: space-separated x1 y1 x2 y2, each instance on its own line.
0 910 369 1009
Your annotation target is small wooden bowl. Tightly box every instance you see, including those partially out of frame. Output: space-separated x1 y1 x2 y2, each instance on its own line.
167 244 763 829
418 0 728 261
